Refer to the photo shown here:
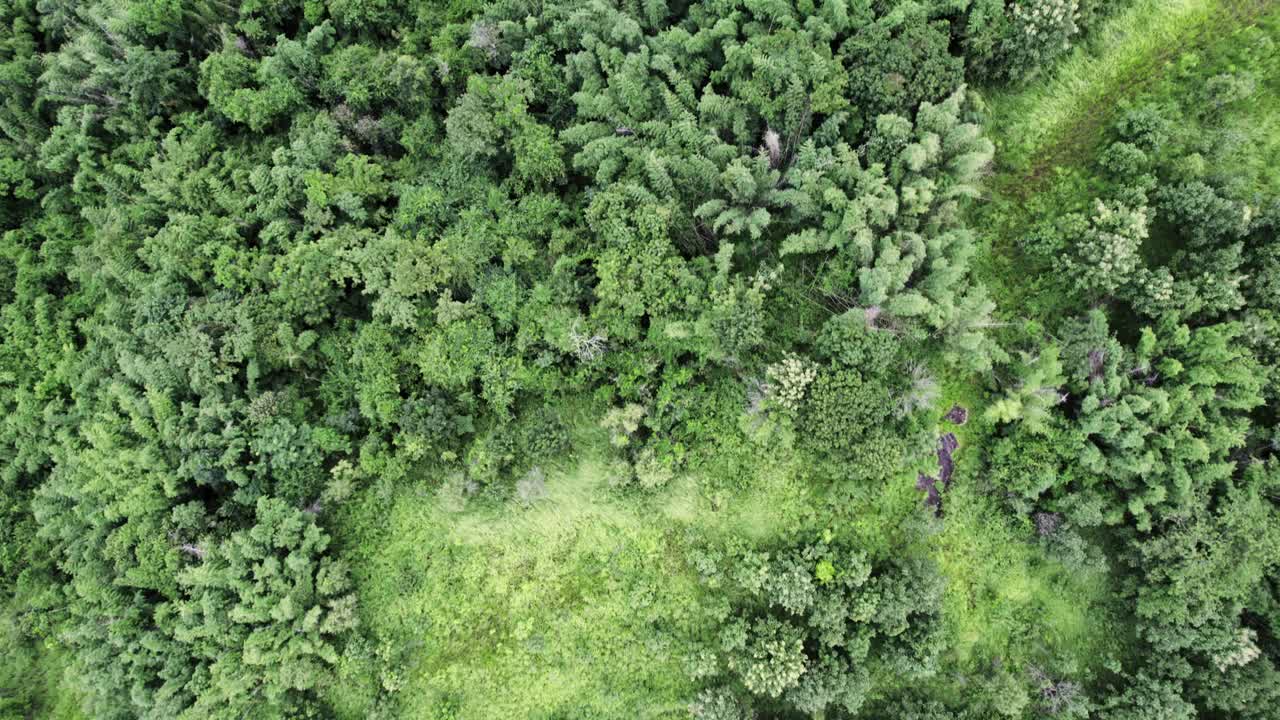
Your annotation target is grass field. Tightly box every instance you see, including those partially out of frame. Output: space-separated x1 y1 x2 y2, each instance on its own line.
327 427 825 718
324 398 1130 717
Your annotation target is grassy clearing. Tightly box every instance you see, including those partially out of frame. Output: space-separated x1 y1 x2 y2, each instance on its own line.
325 384 1126 717
326 430 827 719
329 464 699 718
323 362 1131 717
930 478 1128 674
1188 8 1280 197
983 0 1273 183
914 393 1129 685
973 0 1280 319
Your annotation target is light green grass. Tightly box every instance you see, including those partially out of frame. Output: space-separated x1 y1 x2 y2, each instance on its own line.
324 377 1127 717
983 0 1222 171
326 439 822 719
931 482 1127 672
911 382 1127 680
324 402 1127 717
332 463 692 718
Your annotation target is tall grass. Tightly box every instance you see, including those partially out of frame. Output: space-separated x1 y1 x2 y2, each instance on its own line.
930 481 1128 672
983 0 1220 168
325 429 826 719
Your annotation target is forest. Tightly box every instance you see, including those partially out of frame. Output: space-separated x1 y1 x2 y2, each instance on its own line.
0 0 1278 718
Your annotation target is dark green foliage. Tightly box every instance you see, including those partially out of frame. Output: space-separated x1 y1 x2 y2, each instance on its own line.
986 87 1280 718
973 8 1280 720
803 369 896 456
0 0 1160 717
1125 462 1280 657
986 418 1080 516
990 315 1264 529
1097 670 1196 720
695 538 943 718
175 497 358 718
984 343 1066 435
964 0 1117 82
844 18 964 131
814 310 901 372
986 323 1280 719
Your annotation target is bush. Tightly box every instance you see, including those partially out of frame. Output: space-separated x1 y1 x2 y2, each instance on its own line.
971 0 1086 83
986 424 1082 516
1100 142 1150 178
1202 72 1257 113
517 408 570 461
803 370 895 456
764 354 818 414
814 312 901 374
631 445 676 490
1115 105 1173 153
696 539 944 717
844 19 965 129
1062 200 1149 298
1154 182 1250 244
601 404 648 449
463 428 517 487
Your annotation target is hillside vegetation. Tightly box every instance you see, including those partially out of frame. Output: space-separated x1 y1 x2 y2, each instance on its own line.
1 1 1278 719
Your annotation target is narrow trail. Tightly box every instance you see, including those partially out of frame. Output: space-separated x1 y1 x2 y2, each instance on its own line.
998 0 1274 198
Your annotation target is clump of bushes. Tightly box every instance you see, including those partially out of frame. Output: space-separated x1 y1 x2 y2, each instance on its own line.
691 539 944 718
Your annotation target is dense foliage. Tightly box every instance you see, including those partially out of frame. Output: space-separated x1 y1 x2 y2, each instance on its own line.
983 17 1280 718
2 0 1277 719
691 538 943 718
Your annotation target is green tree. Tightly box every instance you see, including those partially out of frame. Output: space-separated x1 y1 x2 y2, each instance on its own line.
698 539 943 717
175 497 358 719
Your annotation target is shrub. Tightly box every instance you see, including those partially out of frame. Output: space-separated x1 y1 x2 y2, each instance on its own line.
986 423 1082 517
1100 142 1150 178
689 688 750 720
815 311 901 374
1003 0 1083 81
1115 105 1173 153
764 354 818 414
844 19 965 128
517 409 570 461
632 446 676 490
1202 72 1257 113
1062 200 1149 298
464 428 517 487
1154 182 1250 244
697 540 944 717
803 370 895 456
515 466 547 505
601 404 648 449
